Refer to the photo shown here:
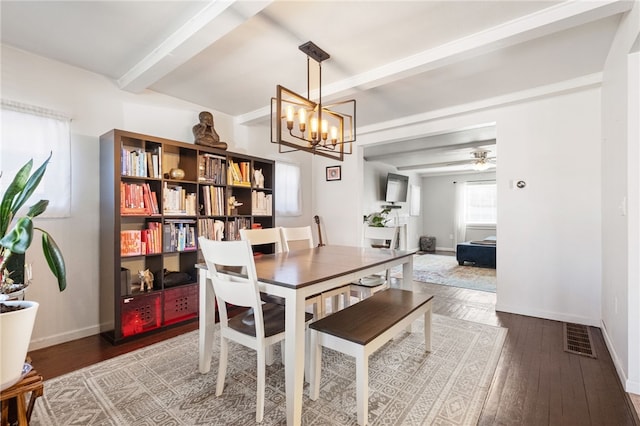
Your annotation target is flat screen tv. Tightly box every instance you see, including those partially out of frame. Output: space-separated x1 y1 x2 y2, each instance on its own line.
384 173 409 203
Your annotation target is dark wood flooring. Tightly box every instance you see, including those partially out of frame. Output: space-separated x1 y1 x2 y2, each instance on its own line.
28 281 639 425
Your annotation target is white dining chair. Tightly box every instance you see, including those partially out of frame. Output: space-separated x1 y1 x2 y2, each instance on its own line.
240 227 323 318
239 227 286 253
350 226 399 300
280 226 351 316
198 237 312 422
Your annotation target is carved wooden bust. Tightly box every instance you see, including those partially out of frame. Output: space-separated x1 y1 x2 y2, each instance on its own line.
193 111 228 149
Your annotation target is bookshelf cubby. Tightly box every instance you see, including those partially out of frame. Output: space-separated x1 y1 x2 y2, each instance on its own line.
100 129 275 343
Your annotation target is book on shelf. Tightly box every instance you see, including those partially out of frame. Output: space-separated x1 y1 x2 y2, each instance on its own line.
120 146 161 178
141 222 162 254
225 218 251 241
228 160 251 186
163 219 197 252
121 182 160 215
121 230 142 256
199 153 226 185
198 218 225 241
162 182 196 215
201 185 224 216
251 190 272 215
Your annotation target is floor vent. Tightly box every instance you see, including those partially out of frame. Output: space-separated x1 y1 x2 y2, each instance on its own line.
564 323 597 358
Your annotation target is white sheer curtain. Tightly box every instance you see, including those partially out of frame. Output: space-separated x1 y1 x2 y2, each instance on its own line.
453 181 466 246
0 100 71 217
275 161 301 216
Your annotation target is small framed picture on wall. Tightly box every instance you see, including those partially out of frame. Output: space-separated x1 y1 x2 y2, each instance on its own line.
326 165 341 181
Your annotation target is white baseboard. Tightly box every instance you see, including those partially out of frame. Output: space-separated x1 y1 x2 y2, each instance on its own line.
434 247 455 252
600 320 639 393
627 378 640 395
495 302 600 327
29 325 101 351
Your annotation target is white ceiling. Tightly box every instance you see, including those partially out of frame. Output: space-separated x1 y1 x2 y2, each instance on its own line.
0 0 630 175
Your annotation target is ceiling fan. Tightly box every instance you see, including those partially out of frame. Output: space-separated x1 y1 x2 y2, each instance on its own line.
471 149 495 171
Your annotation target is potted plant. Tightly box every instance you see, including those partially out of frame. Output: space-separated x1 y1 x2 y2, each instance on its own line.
0 153 66 391
364 207 391 227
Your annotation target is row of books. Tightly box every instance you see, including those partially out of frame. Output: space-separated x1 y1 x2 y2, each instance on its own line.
198 218 225 241
252 191 272 216
121 182 160 215
163 219 197 252
225 218 251 241
228 160 251 186
120 222 162 256
163 183 197 215
198 153 226 185
201 185 225 216
121 147 161 178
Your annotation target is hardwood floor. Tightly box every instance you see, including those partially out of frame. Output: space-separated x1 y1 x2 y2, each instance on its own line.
28 281 638 425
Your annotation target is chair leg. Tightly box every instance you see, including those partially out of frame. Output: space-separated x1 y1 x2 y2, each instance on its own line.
266 344 275 366
216 336 228 396
343 288 351 308
256 345 266 423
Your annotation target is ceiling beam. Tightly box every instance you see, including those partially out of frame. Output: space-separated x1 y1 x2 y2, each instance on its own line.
118 0 273 93
397 158 496 171
364 139 496 162
236 0 630 125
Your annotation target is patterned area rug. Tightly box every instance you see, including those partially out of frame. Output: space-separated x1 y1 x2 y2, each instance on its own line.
392 254 497 293
32 315 506 425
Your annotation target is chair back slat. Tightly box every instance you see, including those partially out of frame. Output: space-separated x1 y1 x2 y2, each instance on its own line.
198 238 263 327
239 227 285 253
281 226 315 251
363 226 399 249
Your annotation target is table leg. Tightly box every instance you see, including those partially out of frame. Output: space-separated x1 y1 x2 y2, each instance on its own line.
199 268 216 374
285 292 307 425
403 256 415 332
424 303 432 352
402 256 413 291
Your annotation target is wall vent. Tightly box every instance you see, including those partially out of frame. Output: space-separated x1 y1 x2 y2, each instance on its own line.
563 323 597 358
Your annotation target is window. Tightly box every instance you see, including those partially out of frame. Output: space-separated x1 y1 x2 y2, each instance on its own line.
275 161 301 216
464 182 496 225
1 100 71 217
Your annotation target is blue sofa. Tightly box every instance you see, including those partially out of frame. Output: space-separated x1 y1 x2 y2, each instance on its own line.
456 236 496 268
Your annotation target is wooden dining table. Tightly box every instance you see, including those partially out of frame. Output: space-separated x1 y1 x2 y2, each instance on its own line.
197 244 416 426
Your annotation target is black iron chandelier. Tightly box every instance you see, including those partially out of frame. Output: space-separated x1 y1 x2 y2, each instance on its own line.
271 41 356 161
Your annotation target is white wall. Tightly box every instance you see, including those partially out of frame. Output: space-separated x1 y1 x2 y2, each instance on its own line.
1 45 237 349
362 160 423 250
343 84 603 330
235 124 315 232
421 172 496 251
601 2 640 394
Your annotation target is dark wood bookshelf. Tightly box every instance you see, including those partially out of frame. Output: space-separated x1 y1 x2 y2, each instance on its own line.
99 129 274 343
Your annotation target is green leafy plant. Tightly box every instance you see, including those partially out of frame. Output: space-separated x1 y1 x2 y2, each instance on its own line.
364 208 391 227
0 153 66 294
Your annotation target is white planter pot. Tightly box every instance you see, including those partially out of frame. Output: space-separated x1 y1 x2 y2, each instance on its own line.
0 300 38 391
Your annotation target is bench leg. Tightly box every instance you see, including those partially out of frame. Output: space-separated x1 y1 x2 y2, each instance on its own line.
356 349 369 426
424 309 432 352
309 330 321 401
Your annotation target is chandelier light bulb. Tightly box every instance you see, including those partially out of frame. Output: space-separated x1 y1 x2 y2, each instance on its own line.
286 106 294 130
298 108 306 132
330 126 338 144
310 117 318 140
321 119 328 140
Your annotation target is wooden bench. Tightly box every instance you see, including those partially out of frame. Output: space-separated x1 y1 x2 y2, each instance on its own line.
309 288 433 425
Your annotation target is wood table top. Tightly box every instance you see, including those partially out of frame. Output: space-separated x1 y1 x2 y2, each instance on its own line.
251 245 415 289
